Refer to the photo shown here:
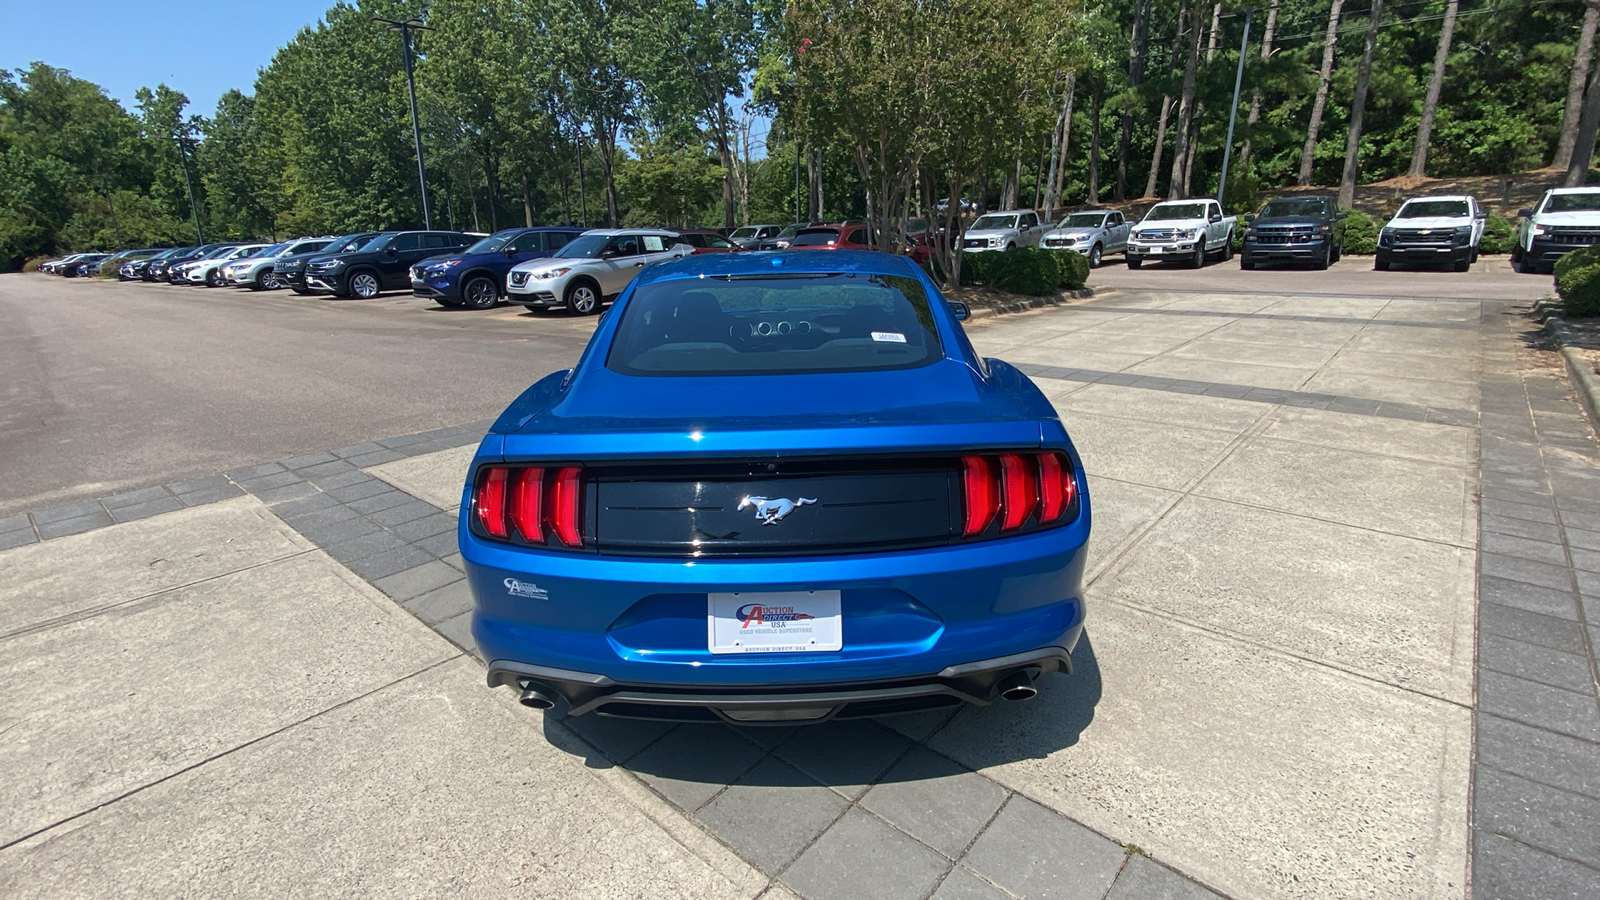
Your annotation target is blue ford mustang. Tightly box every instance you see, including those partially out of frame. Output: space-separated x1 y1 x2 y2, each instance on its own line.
459 250 1090 724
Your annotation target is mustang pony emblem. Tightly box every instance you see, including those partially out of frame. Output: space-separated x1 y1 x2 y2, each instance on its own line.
738 495 816 525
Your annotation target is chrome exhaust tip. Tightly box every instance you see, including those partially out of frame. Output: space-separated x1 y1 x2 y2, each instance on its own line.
997 670 1038 702
518 686 556 710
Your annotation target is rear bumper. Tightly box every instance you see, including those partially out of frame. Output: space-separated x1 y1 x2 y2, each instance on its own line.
464 509 1091 721
488 645 1075 723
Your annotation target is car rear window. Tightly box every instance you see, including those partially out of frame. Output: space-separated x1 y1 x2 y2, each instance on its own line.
606 273 943 376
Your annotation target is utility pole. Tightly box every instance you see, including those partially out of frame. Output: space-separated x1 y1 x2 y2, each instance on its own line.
374 16 434 229
795 143 801 223
175 129 204 243
1217 8 1253 206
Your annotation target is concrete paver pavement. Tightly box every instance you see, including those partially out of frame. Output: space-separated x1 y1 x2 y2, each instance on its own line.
3 265 1593 898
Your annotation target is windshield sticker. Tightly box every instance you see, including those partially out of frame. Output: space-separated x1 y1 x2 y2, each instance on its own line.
643 236 666 252
871 332 907 343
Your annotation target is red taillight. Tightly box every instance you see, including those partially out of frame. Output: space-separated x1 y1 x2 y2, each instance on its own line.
961 451 1077 539
549 466 583 548
999 454 1038 532
474 464 583 549
1037 452 1076 523
961 456 1000 537
509 467 545 542
476 467 509 538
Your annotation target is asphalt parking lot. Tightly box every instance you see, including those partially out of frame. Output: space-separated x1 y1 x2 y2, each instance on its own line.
2 259 1594 900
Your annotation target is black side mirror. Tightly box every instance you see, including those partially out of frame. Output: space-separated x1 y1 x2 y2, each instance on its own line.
1243 214 1255 224
1518 208 1533 218
950 301 970 321
1336 211 1349 220
600 248 619 259
385 246 397 255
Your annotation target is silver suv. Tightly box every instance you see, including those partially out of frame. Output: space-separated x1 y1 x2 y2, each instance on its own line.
505 230 693 315
223 237 336 289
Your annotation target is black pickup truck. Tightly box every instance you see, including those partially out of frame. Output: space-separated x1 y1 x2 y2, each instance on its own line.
1239 196 1347 271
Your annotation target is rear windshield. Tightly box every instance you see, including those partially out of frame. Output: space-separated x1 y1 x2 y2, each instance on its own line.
1397 200 1469 218
788 230 840 247
1546 193 1600 213
606 273 943 376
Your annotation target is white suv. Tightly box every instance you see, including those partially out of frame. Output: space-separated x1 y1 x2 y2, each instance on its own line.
505 230 692 315
960 210 1049 252
1375 195 1485 272
1513 187 1600 275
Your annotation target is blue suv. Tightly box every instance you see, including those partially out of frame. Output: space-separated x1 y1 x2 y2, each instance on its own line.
411 227 586 309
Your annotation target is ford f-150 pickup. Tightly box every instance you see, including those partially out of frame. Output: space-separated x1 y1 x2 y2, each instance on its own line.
1126 199 1236 269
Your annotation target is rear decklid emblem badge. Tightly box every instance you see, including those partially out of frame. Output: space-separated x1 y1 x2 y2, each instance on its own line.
738 496 816 525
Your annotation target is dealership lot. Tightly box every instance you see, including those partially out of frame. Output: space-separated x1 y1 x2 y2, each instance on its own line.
1 261 1593 899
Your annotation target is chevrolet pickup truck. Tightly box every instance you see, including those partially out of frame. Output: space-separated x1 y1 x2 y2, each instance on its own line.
1513 187 1600 275
1126 199 1236 269
1375 195 1485 272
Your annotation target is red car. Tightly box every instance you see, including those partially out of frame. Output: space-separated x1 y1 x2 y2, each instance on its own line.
788 223 931 264
672 230 741 254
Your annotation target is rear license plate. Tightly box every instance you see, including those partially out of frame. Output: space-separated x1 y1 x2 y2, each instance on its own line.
708 591 843 654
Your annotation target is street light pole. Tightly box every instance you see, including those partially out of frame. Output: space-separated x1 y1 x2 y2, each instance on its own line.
374 16 434 229
1217 8 1254 207
175 130 204 243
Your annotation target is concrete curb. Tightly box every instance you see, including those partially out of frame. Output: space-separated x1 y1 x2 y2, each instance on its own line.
965 285 1098 321
1536 300 1600 428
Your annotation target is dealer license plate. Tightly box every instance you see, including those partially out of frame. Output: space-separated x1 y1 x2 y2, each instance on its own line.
1148 246 1164 254
708 591 843 654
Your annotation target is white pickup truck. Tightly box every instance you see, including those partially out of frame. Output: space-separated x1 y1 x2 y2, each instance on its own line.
1513 186 1600 275
1126 198 1237 269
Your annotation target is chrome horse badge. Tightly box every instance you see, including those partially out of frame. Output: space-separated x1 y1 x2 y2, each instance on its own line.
739 495 816 525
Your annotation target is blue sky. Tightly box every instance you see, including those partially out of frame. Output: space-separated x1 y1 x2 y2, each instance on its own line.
0 1 334 116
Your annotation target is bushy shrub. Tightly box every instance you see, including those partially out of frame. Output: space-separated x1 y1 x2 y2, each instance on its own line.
993 247 1064 296
1556 244 1600 317
1050 247 1090 289
959 247 1088 295
958 250 991 286
21 255 50 273
1341 210 1380 255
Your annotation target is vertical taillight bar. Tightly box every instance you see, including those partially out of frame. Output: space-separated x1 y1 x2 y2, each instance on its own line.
1038 452 1074 523
476 467 509 538
549 467 584 548
508 467 545 542
961 456 1000 537
998 454 1038 532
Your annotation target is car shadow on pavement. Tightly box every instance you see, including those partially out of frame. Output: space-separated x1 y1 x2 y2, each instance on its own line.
538 634 1102 794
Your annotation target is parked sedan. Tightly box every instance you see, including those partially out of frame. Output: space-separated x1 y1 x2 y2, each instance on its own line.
274 233 379 294
461 249 1090 723
181 244 268 286
1040 210 1130 268
223 238 335 289
164 244 240 284
411 227 585 309
304 230 473 298
64 254 112 277
122 248 186 281
505 229 693 315
672 230 741 253
728 224 782 249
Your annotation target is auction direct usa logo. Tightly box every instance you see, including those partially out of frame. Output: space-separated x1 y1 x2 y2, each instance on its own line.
737 603 815 629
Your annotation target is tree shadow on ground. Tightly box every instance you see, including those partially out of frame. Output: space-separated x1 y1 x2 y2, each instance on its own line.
539 633 1102 793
